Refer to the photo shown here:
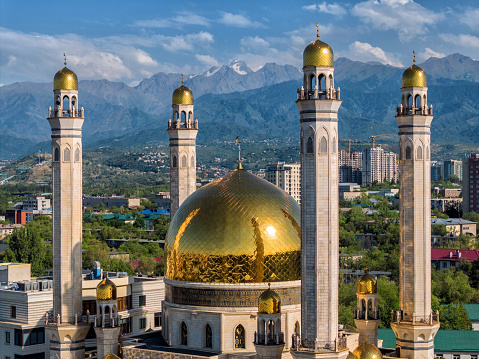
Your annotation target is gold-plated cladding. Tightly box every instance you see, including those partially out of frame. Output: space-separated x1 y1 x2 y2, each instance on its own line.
172 85 194 105
358 270 377 294
353 342 383 359
303 39 334 67
103 353 121 359
402 64 427 88
258 285 281 314
347 352 359 359
54 67 78 90
96 277 117 300
165 169 301 283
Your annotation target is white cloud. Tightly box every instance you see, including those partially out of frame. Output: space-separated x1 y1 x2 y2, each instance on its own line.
240 36 273 53
348 41 404 67
218 12 262 28
132 12 210 28
302 2 347 16
460 8 479 32
440 33 479 49
418 48 446 61
351 0 444 41
195 54 219 67
0 27 212 85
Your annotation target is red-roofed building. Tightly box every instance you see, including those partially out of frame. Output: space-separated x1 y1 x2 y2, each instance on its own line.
431 248 479 270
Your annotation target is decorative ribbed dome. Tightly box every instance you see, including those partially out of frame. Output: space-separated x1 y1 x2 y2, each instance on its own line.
402 64 427 88
103 353 120 359
353 342 383 359
165 169 301 283
258 284 281 314
96 277 117 301
54 67 78 90
358 270 377 294
347 351 359 359
172 85 193 105
303 39 334 67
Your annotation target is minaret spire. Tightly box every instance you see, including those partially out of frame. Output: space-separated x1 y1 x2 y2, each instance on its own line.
63 53 67 66
316 23 320 39
413 50 416 64
236 137 243 170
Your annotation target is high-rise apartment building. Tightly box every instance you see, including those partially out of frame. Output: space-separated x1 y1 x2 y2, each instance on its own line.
443 159 463 182
431 161 443 182
339 149 362 184
463 153 479 214
265 162 301 203
361 147 398 186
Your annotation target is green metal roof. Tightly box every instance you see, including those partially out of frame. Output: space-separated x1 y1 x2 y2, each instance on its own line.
379 329 479 351
464 304 479 321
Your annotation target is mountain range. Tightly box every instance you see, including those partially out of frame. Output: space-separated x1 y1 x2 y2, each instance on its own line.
0 55 478 159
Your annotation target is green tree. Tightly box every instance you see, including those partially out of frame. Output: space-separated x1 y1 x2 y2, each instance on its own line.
377 276 399 328
338 279 357 326
463 212 479 223
102 258 134 276
432 224 448 236
439 304 472 330
137 257 156 275
4 228 48 276
432 267 479 304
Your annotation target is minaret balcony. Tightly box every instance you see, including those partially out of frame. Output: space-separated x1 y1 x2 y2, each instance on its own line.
254 332 285 345
48 107 84 119
45 311 90 326
396 104 433 116
391 310 439 325
291 335 347 352
354 308 380 320
297 86 340 101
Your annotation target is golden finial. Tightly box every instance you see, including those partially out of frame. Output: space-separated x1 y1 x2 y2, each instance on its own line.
268 282 271 289
316 23 320 39
181 74 184 84
63 53 67 67
235 137 243 170
413 50 416 64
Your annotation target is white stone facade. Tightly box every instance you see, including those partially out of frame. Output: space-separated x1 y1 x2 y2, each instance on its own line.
168 102 198 219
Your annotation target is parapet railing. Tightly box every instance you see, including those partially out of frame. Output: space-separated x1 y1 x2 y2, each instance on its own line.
48 106 84 118
297 86 340 101
45 310 90 326
355 308 380 320
291 334 347 352
396 104 433 116
391 310 440 325
254 332 285 345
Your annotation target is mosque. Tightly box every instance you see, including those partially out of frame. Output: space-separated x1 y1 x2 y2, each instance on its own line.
44 28 439 359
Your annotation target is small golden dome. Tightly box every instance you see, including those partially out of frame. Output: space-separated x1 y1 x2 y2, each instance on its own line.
54 67 78 91
303 40 334 67
172 85 193 105
165 169 301 283
97 277 117 301
402 64 427 88
347 351 359 359
358 270 377 294
353 342 383 359
258 284 281 314
103 353 120 359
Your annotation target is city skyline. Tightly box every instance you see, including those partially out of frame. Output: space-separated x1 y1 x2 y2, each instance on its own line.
1 0 478 86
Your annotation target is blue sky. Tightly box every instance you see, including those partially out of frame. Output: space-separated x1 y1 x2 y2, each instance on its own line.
1 0 478 86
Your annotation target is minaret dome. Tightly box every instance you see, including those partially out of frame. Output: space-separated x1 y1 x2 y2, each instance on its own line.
402 64 427 88
258 284 281 314
96 277 117 301
303 39 334 67
358 270 377 294
172 85 193 105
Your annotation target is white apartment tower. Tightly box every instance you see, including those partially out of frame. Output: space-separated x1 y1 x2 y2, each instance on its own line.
168 79 198 219
391 56 440 358
265 162 301 203
292 30 345 356
45 58 90 358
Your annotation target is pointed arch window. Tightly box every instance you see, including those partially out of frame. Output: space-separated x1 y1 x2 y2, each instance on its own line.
74 148 80 162
63 147 70 162
54 148 60 162
181 155 187 168
180 322 187 345
417 146 423 160
205 324 212 348
172 155 177 168
320 137 327 154
234 324 245 349
294 321 300 336
426 146 430 160
405 146 412 160
332 137 337 153
306 137 314 154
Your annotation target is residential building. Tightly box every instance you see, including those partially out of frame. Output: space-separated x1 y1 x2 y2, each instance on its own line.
339 183 362 200
5 209 33 224
153 192 170 209
265 161 301 203
339 149 363 184
0 224 24 239
464 304 479 331
431 218 477 236
431 197 462 213
431 161 443 181
444 159 463 182
82 196 141 210
431 249 479 270
22 196 51 211
361 147 398 185
463 153 479 214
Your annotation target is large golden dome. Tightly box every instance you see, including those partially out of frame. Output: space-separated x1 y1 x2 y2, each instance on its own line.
97 277 117 301
172 85 193 105
258 284 281 314
353 342 382 359
402 64 427 88
54 67 78 91
165 169 301 283
303 39 334 67
358 270 377 294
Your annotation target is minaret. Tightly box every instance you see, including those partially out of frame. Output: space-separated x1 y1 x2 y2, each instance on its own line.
168 76 198 219
45 55 90 358
94 277 121 359
354 270 380 346
391 52 439 358
292 26 344 355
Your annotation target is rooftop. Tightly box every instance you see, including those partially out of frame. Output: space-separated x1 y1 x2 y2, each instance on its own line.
431 218 476 225
431 248 479 262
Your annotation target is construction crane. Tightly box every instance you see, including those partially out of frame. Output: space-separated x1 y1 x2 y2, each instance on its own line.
368 134 391 148
339 139 358 159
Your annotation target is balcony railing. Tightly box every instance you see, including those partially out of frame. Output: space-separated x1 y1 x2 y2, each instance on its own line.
45 311 90 326
391 310 439 325
396 104 433 116
291 334 346 352
254 332 285 345
355 309 380 320
48 107 84 118
297 86 340 101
